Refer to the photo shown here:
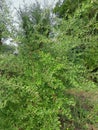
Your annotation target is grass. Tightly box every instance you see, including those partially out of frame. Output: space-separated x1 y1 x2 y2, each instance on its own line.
65 88 98 130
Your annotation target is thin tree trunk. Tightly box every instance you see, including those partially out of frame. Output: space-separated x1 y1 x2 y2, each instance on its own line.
0 39 2 45
0 38 2 46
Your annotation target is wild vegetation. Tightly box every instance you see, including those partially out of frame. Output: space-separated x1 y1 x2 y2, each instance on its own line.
0 0 98 130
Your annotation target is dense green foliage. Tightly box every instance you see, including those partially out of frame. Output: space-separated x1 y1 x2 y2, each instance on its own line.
0 0 98 130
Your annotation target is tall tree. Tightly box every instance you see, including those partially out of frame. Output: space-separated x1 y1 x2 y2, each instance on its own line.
53 0 98 19
0 0 10 45
18 1 52 39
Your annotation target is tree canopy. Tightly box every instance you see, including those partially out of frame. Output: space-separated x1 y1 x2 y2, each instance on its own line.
0 0 11 44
